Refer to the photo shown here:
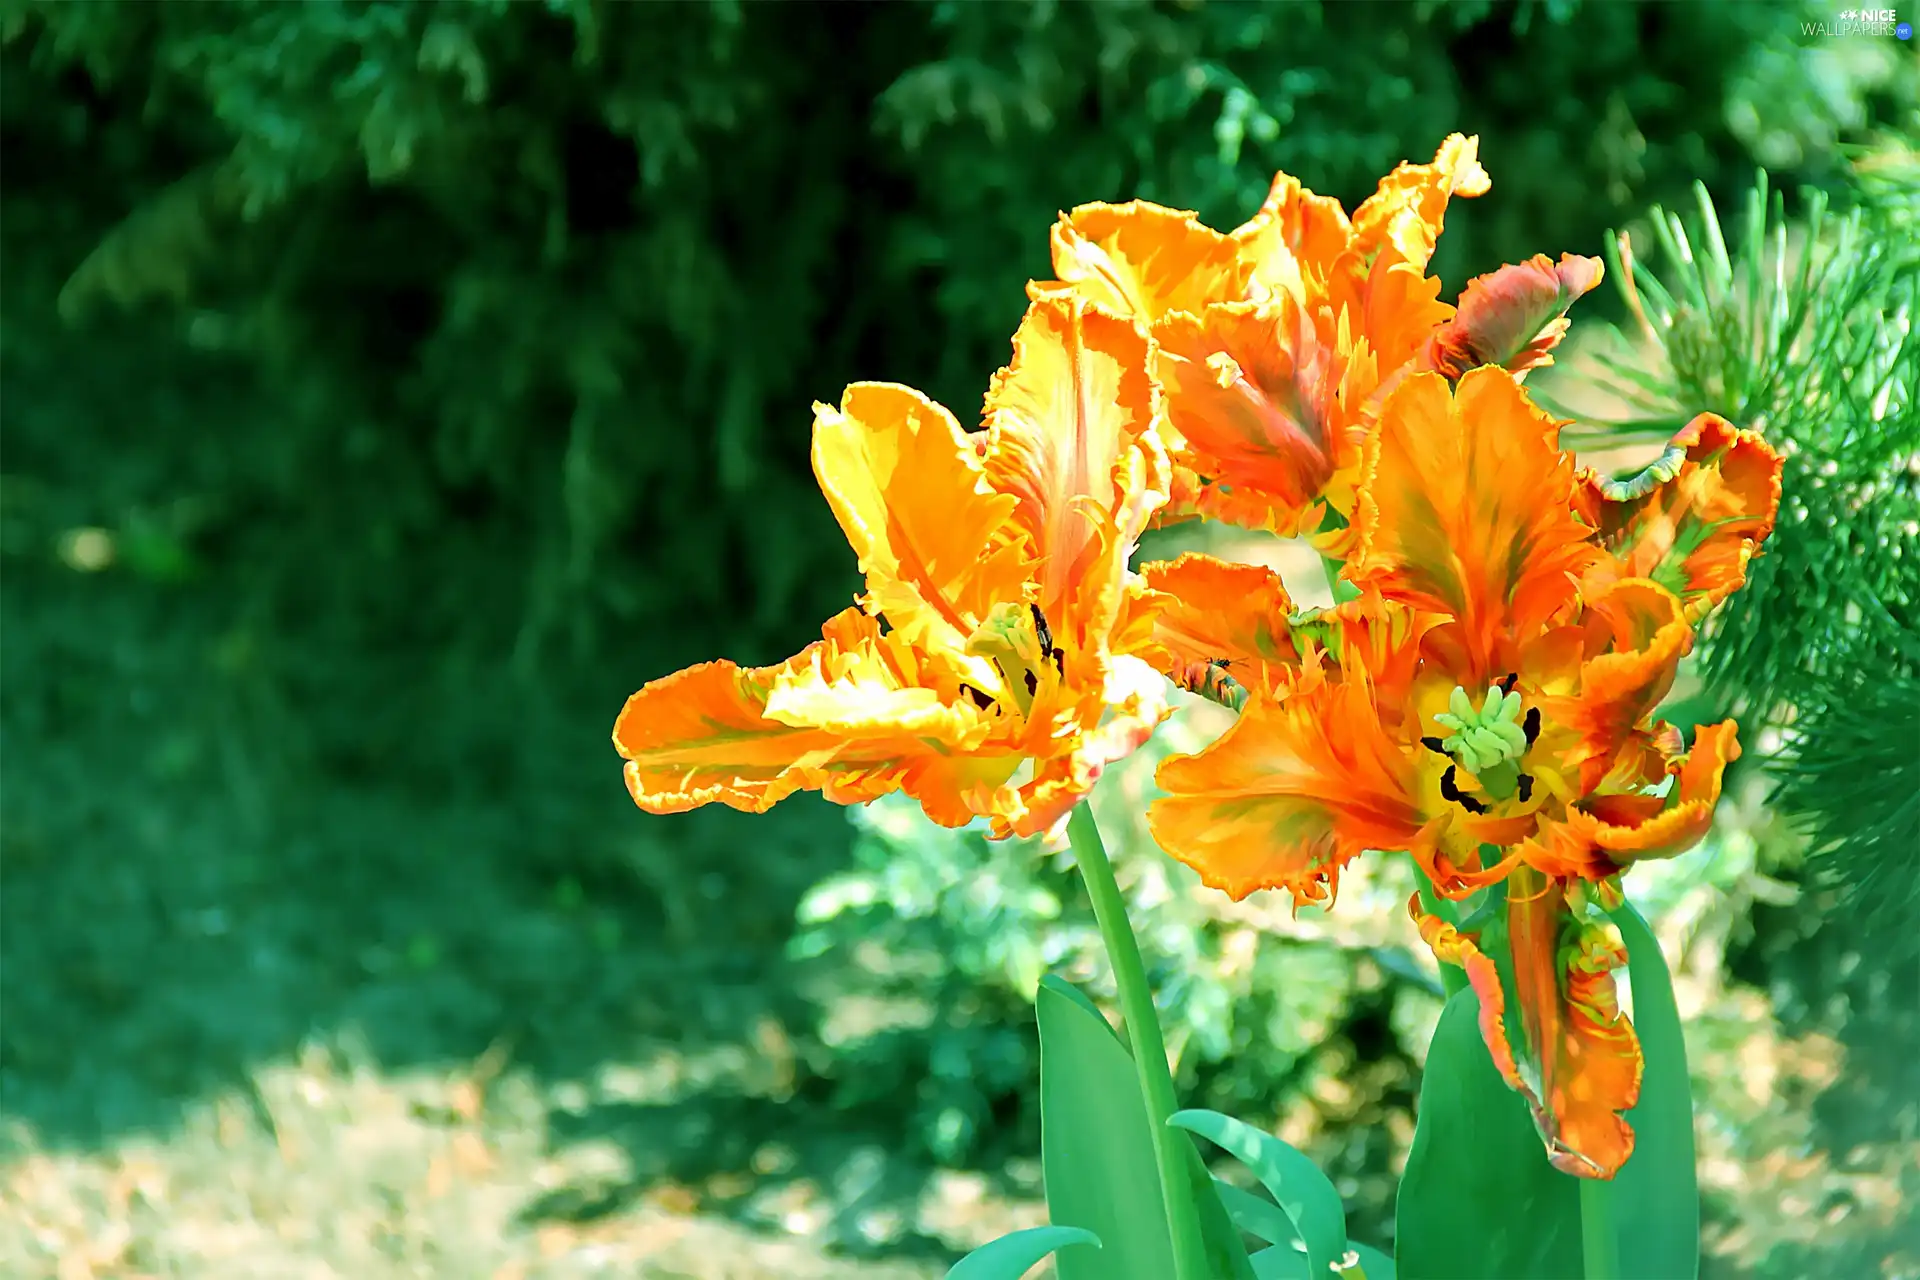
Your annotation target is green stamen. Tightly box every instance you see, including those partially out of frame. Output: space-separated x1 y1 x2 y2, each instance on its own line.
1433 684 1530 781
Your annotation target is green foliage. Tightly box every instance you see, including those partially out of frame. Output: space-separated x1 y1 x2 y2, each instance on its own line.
1035 976 1184 1280
1168 1109 1352 1277
1607 904 1700 1280
790 770 1433 1167
946 1224 1101 1280
1558 132 1920 957
1395 991 1582 1279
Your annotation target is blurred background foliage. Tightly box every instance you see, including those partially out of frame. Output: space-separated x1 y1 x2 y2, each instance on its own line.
1 0 1916 1275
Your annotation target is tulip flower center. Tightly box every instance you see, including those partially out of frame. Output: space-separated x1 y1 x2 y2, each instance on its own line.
1430 680 1538 804
963 601 1065 718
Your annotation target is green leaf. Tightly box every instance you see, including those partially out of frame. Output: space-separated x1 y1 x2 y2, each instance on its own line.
1169 1109 1347 1276
1212 1177 1299 1247
1037 976 1177 1280
1395 991 1583 1279
946 1225 1101 1279
1187 1155 1261 1279
1608 903 1699 1279
1251 1242 1313 1279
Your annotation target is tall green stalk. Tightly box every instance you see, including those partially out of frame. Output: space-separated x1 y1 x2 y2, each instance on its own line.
1064 803 1208 1280
1580 1174 1619 1280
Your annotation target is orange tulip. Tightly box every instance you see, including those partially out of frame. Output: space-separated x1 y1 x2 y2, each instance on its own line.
1031 136 1604 541
1145 367 1782 1178
613 296 1176 840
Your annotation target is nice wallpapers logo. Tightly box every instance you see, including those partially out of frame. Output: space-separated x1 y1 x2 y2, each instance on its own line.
1806 7 1915 37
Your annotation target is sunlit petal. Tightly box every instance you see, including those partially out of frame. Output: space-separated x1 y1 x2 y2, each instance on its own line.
981 295 1169 670
1348 133 1491 277
1576 414 1784 621
812 384 1033 655
1035 200 1249 324
1149 677 1428 904
1350 367 1599 682
615 608 981 816
1425 253 1606 381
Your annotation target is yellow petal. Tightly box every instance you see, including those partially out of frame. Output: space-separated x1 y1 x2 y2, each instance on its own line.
1037 200 1249 323
981 295 1169 669
812 383 1034 655
1348 133 1490 277
614 608 983 815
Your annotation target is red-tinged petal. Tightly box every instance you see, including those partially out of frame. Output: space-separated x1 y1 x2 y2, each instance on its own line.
1409 896 1525 1086
1138 553 1301 696
1230 170 1353 303
1350 368 1600 681
1487 866 1643 1179
1152 296 1367 536
981 295 1170 667
1550 578 1694 791
614 608 982 816
1148 676 1427 904
1289 588 1448 712
812 384 1033 655
1576 415 1785 621
1036 200 1249 324
1348 133 1490 276
1425 253 1606 381
1348 255 1454 377
1567 719 1742 865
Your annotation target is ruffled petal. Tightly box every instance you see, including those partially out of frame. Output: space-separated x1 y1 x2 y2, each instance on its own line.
812 385 1033 655
1138 553 1301 697
1148 676 1427 904
1288 588 1448 712
997 653 1173 839
1575 415 1784 621
1152 296 1371 536
1424 253 1605 381
981 295 1170 670
614 608 983 816
1348 133 1491 277
1552 578 1695 791
1349 367 1599 682
1566 719 1742 864
1496 866 1643 1179
1230 170 1353 304
1410 897 1524 1084
1034 200 1249 324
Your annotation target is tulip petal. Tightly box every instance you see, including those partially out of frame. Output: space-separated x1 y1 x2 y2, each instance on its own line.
1552 578 1695 790
1576 415 1785 621
1035 200 1249 324
1425 253 1606 381
615 608 984 816
812 384 1034 655
1151 297 1365 536
981 295 1169 671
1496 865 1643 1179
1569 720 1742 864
1350 367 1600 683
1348 133 1490 277
1138 553 1301 696
1148 676 1427 904
1230 170 1353 303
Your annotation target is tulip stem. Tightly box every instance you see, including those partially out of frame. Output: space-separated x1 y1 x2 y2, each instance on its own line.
1580 1174 1619 1280
1065 803 1208 1280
